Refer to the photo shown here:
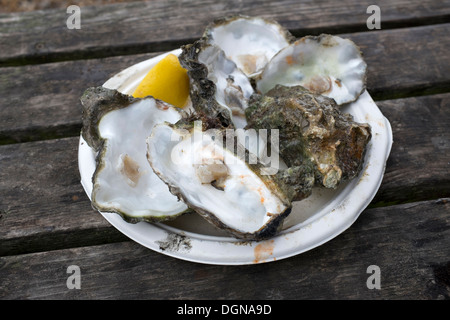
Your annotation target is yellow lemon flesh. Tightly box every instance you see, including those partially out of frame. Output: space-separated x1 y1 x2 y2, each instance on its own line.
132 53 190 108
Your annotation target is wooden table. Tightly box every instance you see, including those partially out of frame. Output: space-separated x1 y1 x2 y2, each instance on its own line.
1 0 449 300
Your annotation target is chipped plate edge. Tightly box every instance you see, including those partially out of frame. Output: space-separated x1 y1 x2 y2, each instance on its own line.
78 49 393 265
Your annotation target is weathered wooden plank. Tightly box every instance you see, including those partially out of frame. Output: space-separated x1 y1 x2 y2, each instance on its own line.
0 137 128 256
343 24 450 101
0 52 158 144
2 24 450 144
1 93 449 256
1 0 450 66
373 94 450 205
1 198 448 299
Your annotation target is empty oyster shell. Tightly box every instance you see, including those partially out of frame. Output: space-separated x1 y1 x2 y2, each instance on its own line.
146 118 293 240
256 34 367 105
81 86 189 222
203 15 295 78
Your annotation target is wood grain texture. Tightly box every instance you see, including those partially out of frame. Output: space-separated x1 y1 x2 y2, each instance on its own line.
1 0 449 66
0 52 158 144
373 93 450 205
1 24 450 144
1 198 448 299
1 93 448 256
0 137 128 256
1 0 449 301
343 24 450 100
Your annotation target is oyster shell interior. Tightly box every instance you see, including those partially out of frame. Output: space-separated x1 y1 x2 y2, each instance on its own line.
197 43 254 128
81 87 188 223
204 15 294 78
256 34 367 105
146 120 291 240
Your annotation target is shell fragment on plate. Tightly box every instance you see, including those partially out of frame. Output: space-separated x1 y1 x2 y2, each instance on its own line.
81 86 189 222
256 34 367 105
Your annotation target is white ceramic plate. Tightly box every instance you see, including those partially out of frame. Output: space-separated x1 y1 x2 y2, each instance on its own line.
78 49 393 265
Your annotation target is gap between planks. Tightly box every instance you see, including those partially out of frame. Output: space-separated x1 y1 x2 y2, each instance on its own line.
0 90 449 257
0 197 448 299
2 17 450 68
1 0 450 67
1 23 450 145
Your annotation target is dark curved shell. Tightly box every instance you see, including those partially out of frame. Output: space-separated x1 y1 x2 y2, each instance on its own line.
178 40 235 129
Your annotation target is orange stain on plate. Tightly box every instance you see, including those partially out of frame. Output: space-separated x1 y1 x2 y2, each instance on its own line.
253 240 275 263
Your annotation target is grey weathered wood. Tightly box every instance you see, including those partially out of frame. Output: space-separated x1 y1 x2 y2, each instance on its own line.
2 24 450 144
1 0 448 302
1 93 449 256
0 137 128 256
343 24 450 101
0 52 158 144
1 198 448 299
1 0 449 66
373 93 450 205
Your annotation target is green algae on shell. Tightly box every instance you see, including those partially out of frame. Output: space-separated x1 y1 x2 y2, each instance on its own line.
245 84 372 190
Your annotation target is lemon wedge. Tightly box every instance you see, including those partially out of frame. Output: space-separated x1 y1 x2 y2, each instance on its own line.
132 53 190 108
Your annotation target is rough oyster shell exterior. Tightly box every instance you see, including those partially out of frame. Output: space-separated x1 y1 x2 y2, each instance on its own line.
246 85 372 191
